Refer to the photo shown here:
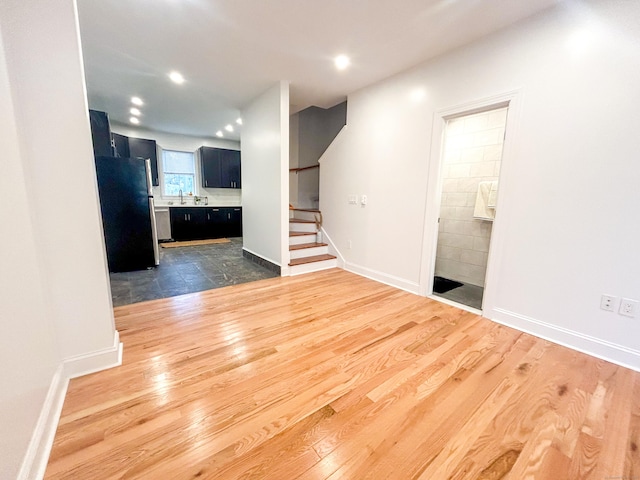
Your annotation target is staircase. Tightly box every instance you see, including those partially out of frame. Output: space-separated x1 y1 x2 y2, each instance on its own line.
288 209 337 275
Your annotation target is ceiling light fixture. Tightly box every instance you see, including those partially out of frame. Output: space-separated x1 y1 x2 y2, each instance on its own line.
236 118 243 125
169 71 185 84
130 107 141 116
216 131 223 137
334 54 350 70
225 124 234 132
130 117 140 125
131 96 144 106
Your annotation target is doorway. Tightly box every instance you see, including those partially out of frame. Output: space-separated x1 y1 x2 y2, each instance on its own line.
432 105 508 310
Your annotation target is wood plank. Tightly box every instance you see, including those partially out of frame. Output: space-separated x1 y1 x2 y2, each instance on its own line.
289 254 336 266
45 269 640 479
290 242 328 250
289 218 316 223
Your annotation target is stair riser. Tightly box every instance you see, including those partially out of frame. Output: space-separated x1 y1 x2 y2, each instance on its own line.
289 259 337 276
289 210 320 222
289 246 329 259
289 234 318 246
289 222 317 233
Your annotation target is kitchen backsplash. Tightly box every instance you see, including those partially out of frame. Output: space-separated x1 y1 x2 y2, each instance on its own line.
153 186 242 207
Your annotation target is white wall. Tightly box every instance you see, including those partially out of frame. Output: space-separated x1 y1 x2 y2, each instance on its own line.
321 0 640 369
0 29 60 480
111 122 240 152
0 0 121 476
242 82 289 272
111 123 242 206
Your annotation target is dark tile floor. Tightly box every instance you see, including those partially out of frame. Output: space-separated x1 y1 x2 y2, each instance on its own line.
433 280 484 310
109 238 279 307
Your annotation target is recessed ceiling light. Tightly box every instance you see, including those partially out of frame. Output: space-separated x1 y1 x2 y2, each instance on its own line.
236 118 243 125
216 131 223 137
130 117 140 125
334 54 350 70
130 107 141 116
225 124 234 132
169 71 185 84
131 96 143 106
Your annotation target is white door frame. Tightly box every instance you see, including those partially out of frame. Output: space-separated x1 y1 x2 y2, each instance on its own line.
418 89 524 314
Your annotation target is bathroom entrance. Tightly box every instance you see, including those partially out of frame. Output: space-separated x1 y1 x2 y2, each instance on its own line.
432 104 508 310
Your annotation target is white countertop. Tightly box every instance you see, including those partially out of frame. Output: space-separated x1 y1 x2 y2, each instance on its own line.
154 203 241 209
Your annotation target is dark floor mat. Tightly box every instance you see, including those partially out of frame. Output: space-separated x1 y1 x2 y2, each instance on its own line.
433 276 463 294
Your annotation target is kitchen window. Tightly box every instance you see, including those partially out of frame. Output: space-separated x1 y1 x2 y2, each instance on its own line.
162 150 196 197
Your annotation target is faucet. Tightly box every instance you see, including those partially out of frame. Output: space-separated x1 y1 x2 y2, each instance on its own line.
179 189 186 205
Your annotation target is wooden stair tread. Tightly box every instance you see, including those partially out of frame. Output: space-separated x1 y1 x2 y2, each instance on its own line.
289 242 328 251
289 218 316 224
289 254 336 266
289 231 316 237
290 208 321 213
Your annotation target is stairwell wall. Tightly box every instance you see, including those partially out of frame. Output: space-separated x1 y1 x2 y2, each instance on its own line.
241 82 290 274
291 102 347 209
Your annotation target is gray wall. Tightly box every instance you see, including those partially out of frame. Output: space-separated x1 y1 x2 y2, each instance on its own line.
291 102 346 209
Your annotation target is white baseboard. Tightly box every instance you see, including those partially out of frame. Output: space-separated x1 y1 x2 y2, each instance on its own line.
17 365 68 480
489 307 640 372
344 262 421 295
63 330 123 379
319 227 345 269
19 331 123 480
321 227 419 293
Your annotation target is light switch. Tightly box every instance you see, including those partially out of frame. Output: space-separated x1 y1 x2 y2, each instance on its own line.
348 194 357 204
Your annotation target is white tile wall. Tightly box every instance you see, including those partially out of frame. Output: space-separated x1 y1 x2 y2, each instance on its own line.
435 107 507 287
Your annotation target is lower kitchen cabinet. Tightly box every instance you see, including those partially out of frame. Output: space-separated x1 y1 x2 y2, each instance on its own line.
170 207 242 241
170 207 207 240
226 207 243 237
206 207 243 238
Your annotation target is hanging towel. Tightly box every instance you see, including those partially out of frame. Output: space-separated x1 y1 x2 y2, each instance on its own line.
487 181 498 208
473 181 495 221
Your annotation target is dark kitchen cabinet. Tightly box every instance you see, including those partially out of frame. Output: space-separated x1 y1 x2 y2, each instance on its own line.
200 147 223 189
200 147 241 189
170 207 242 240
225 207 243 237
170 207 207 240
111 133 130 157
220 150 241 189
129 137 159 186
89 110 113 157
204 207 242 238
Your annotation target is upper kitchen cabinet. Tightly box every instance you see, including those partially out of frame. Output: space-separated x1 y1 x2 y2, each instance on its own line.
200 146 241 189
111 133 130 158
89 109 113 157
128 137 159 186
221 149 241 189
200 146 222 188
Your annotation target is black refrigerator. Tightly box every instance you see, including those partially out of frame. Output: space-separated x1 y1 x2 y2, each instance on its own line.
95 156 159 272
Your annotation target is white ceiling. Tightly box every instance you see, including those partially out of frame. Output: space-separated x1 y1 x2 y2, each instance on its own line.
77 0 559 141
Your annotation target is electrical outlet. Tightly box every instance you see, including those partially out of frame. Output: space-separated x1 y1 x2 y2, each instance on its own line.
361 194 368 206
600 294 617 312
619 298 638 318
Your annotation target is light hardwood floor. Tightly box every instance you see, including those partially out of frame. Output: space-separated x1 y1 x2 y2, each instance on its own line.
46 269 640 479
